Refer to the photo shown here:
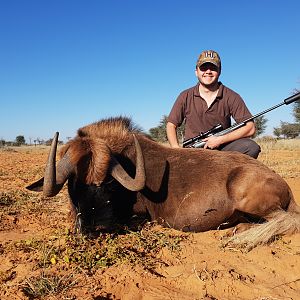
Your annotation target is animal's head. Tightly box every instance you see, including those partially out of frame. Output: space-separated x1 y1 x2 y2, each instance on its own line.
26 130 145 232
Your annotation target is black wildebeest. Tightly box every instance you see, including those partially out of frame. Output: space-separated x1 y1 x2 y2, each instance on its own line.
27 117 300 248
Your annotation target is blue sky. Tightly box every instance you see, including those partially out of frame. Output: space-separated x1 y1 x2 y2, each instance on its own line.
0 0 299 142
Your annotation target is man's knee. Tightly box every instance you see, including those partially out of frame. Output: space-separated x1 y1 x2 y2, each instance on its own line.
245 140 261 158
220 138 261 158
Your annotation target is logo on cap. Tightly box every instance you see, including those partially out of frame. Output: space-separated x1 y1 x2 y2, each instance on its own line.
197 50 221 69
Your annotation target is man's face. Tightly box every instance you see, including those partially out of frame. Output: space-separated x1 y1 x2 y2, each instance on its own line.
195 63 220 87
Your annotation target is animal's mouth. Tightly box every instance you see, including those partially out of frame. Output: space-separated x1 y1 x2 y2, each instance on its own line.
74 212 115 234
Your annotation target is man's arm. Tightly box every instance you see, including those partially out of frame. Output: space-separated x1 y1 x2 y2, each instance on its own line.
202 121 256 149
166 122 180 148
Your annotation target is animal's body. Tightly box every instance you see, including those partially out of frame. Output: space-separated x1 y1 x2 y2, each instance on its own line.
27 117 300 247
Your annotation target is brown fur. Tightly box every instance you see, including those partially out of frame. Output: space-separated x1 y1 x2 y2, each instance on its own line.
59 117 143 185
77 117 143 153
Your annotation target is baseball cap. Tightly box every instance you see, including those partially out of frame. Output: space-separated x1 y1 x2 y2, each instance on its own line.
196 50 221 69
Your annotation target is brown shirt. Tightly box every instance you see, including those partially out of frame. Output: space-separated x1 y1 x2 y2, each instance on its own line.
167 82 252 140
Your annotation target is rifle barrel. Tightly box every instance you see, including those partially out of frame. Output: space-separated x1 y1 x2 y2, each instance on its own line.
224 91 300 131
284 92 300 105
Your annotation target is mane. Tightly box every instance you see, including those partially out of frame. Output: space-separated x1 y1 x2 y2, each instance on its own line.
75 116 145 153
77 116 144 139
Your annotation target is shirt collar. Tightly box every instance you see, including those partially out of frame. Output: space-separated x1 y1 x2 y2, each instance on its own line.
216 82 224 99
194 82 224 99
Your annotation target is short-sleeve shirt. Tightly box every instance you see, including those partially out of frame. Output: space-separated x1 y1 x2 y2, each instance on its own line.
167 82 253 140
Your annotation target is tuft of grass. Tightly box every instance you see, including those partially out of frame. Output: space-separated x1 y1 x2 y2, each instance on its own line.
0 192 15 206
0 191 32 207
0 191 42 221
14 238 44 253
21 272 77 299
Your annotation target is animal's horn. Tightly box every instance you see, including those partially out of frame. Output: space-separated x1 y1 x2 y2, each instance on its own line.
110 135 146 191
43 132 74 197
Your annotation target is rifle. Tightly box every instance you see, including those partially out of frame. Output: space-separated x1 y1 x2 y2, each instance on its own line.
183 92 300 148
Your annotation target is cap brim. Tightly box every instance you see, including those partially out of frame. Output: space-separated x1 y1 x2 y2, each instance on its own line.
198 59 220 67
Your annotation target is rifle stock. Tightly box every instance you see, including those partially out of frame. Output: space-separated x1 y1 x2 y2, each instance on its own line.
183 92 300 148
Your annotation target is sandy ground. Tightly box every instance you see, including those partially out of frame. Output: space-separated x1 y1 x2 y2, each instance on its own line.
0 146 299 300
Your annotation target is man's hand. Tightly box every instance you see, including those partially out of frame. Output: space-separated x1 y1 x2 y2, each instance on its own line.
202 135 225 149
202 121 256 149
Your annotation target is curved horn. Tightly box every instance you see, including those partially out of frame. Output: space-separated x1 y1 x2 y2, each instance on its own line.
43 132 74 197
110 135 146 191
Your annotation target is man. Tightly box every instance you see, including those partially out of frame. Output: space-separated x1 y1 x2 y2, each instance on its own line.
166 50 261 158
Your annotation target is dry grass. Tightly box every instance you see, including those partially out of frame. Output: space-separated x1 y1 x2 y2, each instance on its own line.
21 272 78 299
257 138 300 177
256 137 300 150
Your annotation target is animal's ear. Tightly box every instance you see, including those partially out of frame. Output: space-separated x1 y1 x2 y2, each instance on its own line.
26 178 44 192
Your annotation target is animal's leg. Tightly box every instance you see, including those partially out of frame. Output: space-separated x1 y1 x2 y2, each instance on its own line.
219 210 264 237
224 223 259 238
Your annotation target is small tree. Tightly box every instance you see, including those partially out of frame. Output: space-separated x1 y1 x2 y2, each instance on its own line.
272 88 300 138
149 115 185 143
278 121 300 139
273 127 281 138
292 88 300 123
273 121 300 139
254 115 268 137
149 127 163 142
15 135 26 146
149 115 168 143
34 138 44 145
